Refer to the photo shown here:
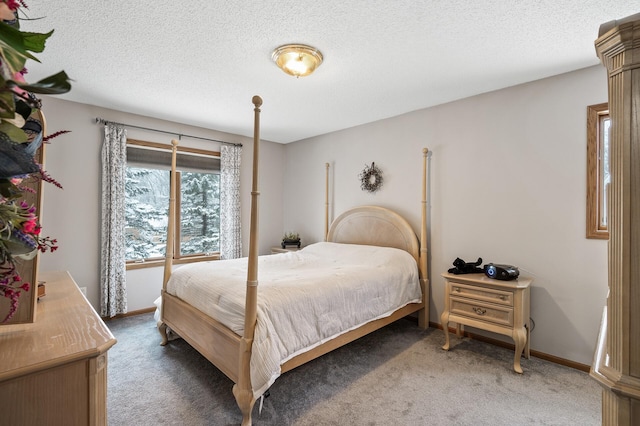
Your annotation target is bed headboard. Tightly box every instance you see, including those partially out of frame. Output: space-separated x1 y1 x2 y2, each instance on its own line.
326 205 420 264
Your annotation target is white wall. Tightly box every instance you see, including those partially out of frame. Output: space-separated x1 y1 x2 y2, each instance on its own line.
283 65 609 365
37 97 285 312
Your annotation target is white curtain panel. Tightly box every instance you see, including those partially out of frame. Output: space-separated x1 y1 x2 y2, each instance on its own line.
220 144 242 259
100 123 127 317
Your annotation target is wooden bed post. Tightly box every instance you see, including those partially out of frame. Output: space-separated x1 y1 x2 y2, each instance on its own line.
325 162 330 241
419 148 429 329
232 96 262 426
162 139 179 290
158 139 179 345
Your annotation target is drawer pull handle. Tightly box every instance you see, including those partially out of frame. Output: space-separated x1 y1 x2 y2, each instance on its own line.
498 295 507 300
472 307 486 315
454 287 461 292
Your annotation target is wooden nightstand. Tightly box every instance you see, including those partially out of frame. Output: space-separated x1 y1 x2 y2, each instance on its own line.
271 246 301 254
440 272 532 373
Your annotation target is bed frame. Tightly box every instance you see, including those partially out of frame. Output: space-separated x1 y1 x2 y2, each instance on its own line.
157 96 430 426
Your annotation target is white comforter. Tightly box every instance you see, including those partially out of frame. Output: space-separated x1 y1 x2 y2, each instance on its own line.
166 241 422 397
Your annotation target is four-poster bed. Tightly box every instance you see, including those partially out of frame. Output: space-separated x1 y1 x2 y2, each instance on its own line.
157 96 431 425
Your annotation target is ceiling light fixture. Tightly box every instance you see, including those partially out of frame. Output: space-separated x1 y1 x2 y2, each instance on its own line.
272 44 323 78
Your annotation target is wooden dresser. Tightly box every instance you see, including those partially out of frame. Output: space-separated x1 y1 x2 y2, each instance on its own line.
0 271 117 425
441 272 532 373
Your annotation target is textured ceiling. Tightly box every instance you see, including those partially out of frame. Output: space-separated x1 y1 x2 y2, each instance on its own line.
23 1 637 143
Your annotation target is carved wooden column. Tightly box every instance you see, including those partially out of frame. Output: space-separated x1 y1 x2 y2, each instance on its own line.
591 12 640 425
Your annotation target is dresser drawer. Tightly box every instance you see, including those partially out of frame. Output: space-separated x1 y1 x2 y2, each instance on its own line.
449 282 514 306
450 296 514 327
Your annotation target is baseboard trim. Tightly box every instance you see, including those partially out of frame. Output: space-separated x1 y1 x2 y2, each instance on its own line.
428 321 590 373
103 306 156 321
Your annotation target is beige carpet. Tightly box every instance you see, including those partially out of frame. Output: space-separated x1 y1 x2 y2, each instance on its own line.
106 313 600 425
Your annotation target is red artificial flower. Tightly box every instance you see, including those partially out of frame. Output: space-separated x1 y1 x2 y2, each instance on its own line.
2 1 26 11
22 219 37 234
9 70 30 98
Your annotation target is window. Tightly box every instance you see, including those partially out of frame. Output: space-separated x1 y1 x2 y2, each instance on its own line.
586 103 610 239
125 139 221 268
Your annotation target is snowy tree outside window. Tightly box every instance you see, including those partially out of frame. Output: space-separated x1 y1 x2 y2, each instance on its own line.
179 171 220 255
124 145 221 262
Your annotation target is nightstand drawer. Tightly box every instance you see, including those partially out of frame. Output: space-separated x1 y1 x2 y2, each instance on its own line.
450 296 514 327
449 282 514 306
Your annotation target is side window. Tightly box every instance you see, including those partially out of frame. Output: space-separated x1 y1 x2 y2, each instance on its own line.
124 140 221 267
178 171 220 256
125 167 170 261
586 103 610 239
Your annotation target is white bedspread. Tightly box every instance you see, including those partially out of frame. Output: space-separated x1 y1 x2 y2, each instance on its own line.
166 241 422 397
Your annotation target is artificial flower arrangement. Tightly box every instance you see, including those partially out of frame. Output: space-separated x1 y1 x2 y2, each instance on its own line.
0 0 71 322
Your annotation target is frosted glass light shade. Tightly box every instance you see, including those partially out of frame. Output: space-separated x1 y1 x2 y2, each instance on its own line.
272 44 323 78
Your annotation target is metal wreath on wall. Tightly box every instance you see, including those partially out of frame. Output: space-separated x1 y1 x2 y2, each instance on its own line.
359 162 383 193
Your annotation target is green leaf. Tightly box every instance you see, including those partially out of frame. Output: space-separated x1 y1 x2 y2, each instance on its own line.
0 91 16 119
20 30 53 54
0 21 44 71
18 71 72 95
0 121 27 143
0 179 16 198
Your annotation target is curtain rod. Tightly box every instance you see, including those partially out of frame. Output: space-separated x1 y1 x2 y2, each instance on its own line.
95 117 242 147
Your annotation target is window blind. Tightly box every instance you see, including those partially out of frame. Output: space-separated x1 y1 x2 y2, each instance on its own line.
126 146 220 173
